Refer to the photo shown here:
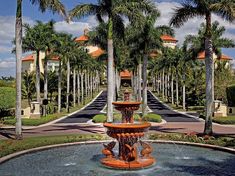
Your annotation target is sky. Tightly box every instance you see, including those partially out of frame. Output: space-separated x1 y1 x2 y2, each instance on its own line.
0 0 234 77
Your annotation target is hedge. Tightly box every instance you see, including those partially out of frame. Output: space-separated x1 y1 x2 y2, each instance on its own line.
226 85 235 107
0 87 15 118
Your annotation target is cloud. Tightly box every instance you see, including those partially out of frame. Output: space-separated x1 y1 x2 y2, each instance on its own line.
54 16 98 36
0 45 12 53
0 57 15 68
155 1 235 45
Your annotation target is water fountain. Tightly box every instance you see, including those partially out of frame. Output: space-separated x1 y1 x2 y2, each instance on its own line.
101 90 155 169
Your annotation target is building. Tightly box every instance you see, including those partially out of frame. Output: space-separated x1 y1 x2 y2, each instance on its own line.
22 29 105 73
160 35 178 49
197 51 232 69
22 52 59 73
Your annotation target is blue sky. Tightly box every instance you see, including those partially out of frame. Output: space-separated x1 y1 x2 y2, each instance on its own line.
0 0 234 77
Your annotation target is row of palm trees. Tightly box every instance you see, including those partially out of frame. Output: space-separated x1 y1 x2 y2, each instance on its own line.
15 0 235 139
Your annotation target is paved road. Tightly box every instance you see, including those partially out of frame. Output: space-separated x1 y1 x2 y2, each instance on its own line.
57 91 107 123
147 91 199 122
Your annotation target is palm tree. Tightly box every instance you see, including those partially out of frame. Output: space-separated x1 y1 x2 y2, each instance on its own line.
69 0 156 122
22 21 52 103
22 71 36 106
14 0 65 139
170 0 235 135
15 0 23 139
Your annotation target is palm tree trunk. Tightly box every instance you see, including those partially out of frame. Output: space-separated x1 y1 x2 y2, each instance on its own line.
15 0 23 139
182 71 186 110
73 68 76 107
36 50 41 103
176 68 179 106
43 53 48 116
77 71 80 105
58 59 62 113
142 53 148 116
171 71 174 105
204 13 213 135
66 58 70 112
138 62 142 101
107 17 114 122
81 71 84 105
162 69 165 99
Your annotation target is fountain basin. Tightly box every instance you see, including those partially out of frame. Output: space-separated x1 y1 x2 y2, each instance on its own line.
1 141 234 176
102 122 154 169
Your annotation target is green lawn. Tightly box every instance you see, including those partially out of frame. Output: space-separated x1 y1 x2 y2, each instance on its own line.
2 92 100 126
0 134 107 158
213 116 235 124
1 133 234 158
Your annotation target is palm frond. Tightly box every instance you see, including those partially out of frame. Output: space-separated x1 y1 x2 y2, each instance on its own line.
69 4 100 20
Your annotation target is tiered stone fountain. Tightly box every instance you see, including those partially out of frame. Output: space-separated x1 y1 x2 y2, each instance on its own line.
101 90 155 169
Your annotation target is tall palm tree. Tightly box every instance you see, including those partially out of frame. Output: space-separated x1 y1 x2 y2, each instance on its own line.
170 0 235 135
15 0 23 139
69 0 156 122
14 0 65 139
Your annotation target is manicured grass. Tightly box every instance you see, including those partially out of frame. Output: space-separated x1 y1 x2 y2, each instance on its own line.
92 114 141 123
0 134 107 158
92 113 161 123
143 113 162 122
2 92 100 126
149 133 235 148
199 115 235 125
1 133 234 158
213 116 235 124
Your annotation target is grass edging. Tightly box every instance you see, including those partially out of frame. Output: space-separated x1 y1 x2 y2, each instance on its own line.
0 134 107 160
1 136 235 164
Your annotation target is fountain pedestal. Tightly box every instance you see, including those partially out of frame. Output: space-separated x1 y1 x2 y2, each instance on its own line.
101 101 155 169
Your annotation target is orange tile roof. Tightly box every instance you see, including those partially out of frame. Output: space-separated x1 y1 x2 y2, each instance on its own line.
90 48 105 58
160 35 178 42
50 56 59 61
75 35 89 42
197 51 232 61
22 54 34 62
120 70 132 79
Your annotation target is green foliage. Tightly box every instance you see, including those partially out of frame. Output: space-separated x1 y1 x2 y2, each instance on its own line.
92 113 141 123
0 134 107 158
92 114 106 123
148 133 235 148
213 116 235 124
226 85 235 106
143 113 162 122
0 87 16 112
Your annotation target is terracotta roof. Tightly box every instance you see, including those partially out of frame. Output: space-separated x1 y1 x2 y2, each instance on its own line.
75 35 89 42
160 35 178 42
120 70 132 79
22 54 34 62
197 51 232 61
90 48 105 58
50 56 59 61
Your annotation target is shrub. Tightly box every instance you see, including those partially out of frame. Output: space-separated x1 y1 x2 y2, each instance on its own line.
92 114 141 123
92 114 106 123
143 113 162 122
226 85 235 107
0 87 15 118
213 116 235 124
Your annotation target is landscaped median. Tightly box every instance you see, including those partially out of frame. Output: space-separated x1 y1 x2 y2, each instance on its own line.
92 113 162 123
